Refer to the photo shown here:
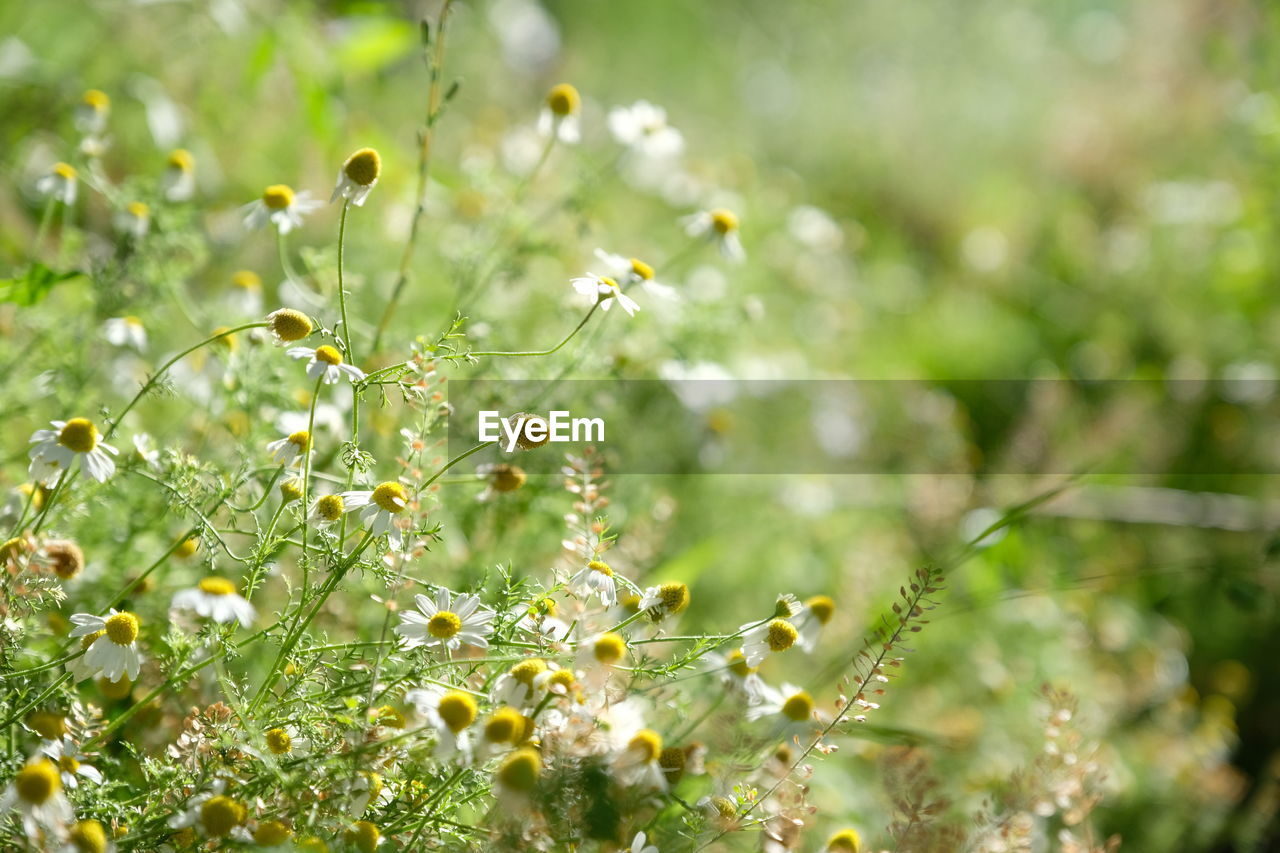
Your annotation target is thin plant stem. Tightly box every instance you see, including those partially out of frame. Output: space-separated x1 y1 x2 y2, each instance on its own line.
470 302 599 358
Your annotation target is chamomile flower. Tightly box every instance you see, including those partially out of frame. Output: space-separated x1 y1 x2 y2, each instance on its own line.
826 829 863 852
593 248 677 299
579 631 627 669
475 463 527 501
75 89 111 135
309 493 345 526
480 706 530 752
740 617 800 667
538 82 582 144
494 747 541 795
405 686 478 760
704 648 766 703
64 818 115 853
40 736 103 789
68 610 143 683
629 830 660 853
613 728 668 790
242 184 321 234
286 344 365 384
638 581 691 621
37 162 78 205
395 587 496 653
229 270 263 314
265 308 313 345
347 771 394 817
104 316 147 351
569 559 620 606
252 820 293 849
346 821 382 852
168 782 251 841
490 658 548 708
28 418 118 486
115 201 150 239
339 481 413 549
330 147 382 206
571 273 640 316
794 594 835 652
682 208 746 262
171 577 255 626
266 430 311 468
260 724 310 759
162 148 196 201
1 757 73 843
132 433 161 470
746 683 819 731
609 100 684 159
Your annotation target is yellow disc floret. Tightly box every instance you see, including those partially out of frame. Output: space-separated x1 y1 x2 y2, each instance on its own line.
781 690 814 722
104 611 139 645
69 819 108 853
200 795 247 837
265 727 292 755
346 820 380 853
436 691 477 733
58 755 79 774
167 148 194 173
659 745 687 783
371 481 408 513
82 89 110 111
316 494 345 521
484 707 524 744
54 162 78 181
489 463 526 492
199 577 236 596
254 820 292 846
546 668 575 692
807 594 835 625
126 201 150 219
727 649 757 677
175 537 199 558
710 208 739 234
587 560 613 578
343 148 382 186
427 610 461 639
497 748 541 791
58 418 99 453
280 479 304 502
656 581 690 615
765 619 799 653
287 430 312 452
268 309 313 342
262 185 295 210
15 759 60 804
627 729 662 762
27 710 67 740
313 345 343 366
630 258 655 280
510 658 547 686
593 632 626 665
232 270 261 290
827 828 862 852
546 83 580 116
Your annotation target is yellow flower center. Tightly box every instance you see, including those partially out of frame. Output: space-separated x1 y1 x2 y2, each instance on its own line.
200 795 247 837
104 612 139 645
81 630 105 650
287 430 312 451
546 668 575 692
710 209 739 234
262 184 295 210
659 745 686 783
627 729 662 762
546 83 580 116
484 707 524 743
199 577 236 596
265 727 292 754
69 819 108 853
97 675 132 699
211 325 238 351
317 494 345 521
297 837 329 852
58 418 99 453
126 201 150 219
781 691 814 722
827 829 862 852
82 89 110 111
167 148 194 173
268 309 312 342
510 658 547 686
593 632 626 664
313 344 343 366
254 821 292 846
343 148 382 186
437 691 477 733
766 619 799 653
630 258 655 280
657 582 690 615
497 748 541 791
346 821 380 853
371 481 408 513
727 649 757 677
27 711 66 740
15 760 60 804
489 464 526 492
427 610 462 639
53 162 77 181
176 538 199 558
59 755 80 773
807 595 835 625
587 560 613 578
232 270 261 290
280 479 304 502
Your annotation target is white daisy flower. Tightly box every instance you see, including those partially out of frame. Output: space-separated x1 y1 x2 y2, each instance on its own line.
28 418 118 486
538 83 582 144
75 89 110 136
132 433 161 471
104 316 147 351
704 649 766 704
265 308 313 345
260 724 311 760
62 818 116 853
629 831 660 853
266 429 311 468
242 184 321 234
739 617 800 667
162 148 196 201
571 273 640 316
286 344 365 385
330 147 382 207
396 587 496 653
115 201 150 239
608 100 684 159
490 658 549 709
568 559 620 607
1 758 73 845
37 162 78 205
681 208 746 262
405 686 478 761
638 581 691 621
794 594 835 652
346 771 394 817
167 780 252 841
339 481 413 549
594 248 677 300
171 577 255 626
68 610 143 683
309 493 346 526
746 682 819 732
39 736 103 789
612 728 668 791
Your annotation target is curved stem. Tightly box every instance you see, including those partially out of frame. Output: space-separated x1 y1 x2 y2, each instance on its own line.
336 200 353 355
470 302 598 358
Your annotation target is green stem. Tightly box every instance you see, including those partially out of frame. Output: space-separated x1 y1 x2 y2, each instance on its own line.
32 196 57 258
336 200 353 356
470 302 598 358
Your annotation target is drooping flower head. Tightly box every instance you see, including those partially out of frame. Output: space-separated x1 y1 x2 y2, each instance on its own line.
331 147 382 206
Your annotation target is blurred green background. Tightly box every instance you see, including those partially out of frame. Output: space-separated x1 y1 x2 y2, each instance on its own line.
2 0 1279 849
